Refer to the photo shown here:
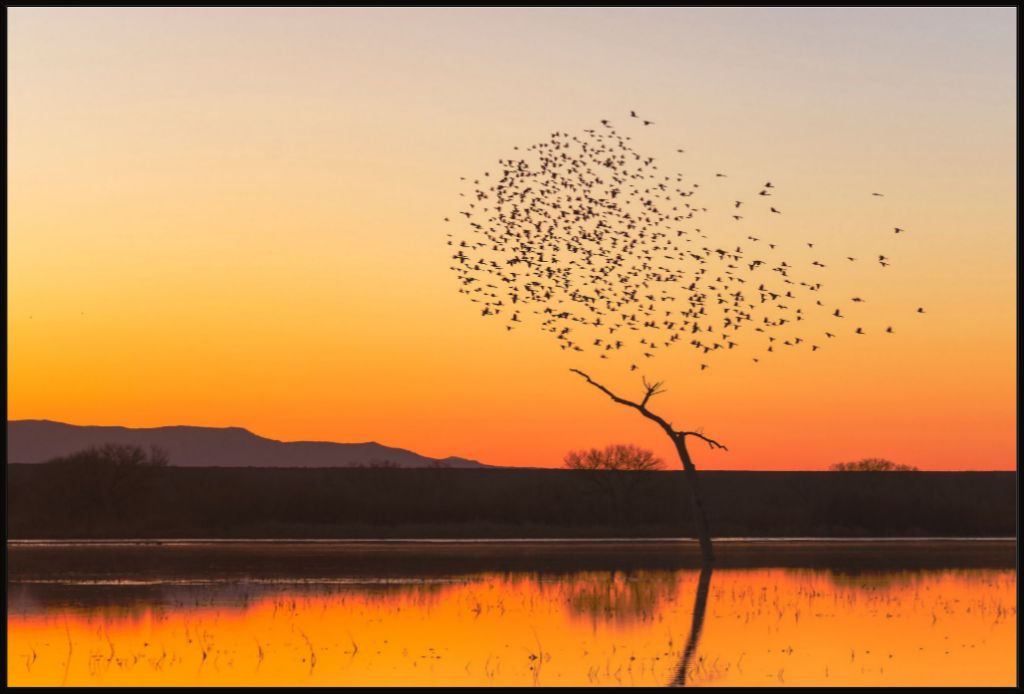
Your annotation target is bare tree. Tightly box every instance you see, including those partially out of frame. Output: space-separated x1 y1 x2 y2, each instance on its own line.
448 116 920 564
564 443 665 524
46 442 169 468
830 458 918 471
571 371 724 563
563 443 664 471
43 443 170 524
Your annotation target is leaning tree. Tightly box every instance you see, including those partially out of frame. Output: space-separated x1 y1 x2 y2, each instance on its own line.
446 115 919 563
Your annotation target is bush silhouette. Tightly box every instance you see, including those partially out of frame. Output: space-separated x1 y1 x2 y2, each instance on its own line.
564 444 665 471
46 442 169 469
42 443 170 529
829 458 918 472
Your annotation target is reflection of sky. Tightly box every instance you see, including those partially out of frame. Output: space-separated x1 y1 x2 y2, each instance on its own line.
7 568 1016 686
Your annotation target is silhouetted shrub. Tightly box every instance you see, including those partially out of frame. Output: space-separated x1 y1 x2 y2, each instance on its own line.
564 444 664 470
46 443 169 469
829 458 918 471
40 443 170 531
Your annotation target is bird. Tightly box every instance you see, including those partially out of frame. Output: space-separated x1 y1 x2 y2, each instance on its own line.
855 327 864 334
894 227 905 234
872 192 884 197
446 114 921 373
886 326 893 333
917 307 926 314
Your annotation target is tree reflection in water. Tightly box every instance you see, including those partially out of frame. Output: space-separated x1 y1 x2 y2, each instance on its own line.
670 565 713 687
560 569 680 625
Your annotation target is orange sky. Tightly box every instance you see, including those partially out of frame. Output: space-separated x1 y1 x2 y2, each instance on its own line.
7 8 1016 469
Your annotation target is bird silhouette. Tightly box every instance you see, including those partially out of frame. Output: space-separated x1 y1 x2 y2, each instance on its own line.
447 114 923 369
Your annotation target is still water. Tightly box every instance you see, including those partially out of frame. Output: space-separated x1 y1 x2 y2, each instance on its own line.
8 566 1015 686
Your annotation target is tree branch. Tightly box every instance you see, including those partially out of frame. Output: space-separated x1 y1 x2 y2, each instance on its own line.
640 376 666 408
679 430 729 452
570 369 676 438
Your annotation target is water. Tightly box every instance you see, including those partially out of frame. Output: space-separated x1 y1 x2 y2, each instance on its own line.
7 543 1016 686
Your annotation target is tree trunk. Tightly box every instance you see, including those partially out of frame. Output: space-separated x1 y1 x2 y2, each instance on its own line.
567 371 721 565
673 435 715 564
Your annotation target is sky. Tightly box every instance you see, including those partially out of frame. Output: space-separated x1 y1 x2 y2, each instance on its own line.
7 7 1016 470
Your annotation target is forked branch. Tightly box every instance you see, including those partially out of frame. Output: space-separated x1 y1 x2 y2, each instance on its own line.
570 369 675 438
570 369 728 451
570 369 723 565
640 376 666 408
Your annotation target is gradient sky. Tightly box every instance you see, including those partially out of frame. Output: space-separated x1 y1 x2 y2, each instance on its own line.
8 7 1016 470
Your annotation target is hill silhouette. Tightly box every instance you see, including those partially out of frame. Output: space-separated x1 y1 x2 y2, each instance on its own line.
6 420 487 469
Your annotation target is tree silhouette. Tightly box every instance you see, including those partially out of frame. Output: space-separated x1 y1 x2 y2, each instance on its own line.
43 443 170 527
563 443 664 471
448 116 920 564
564 443 665 523
670 565 713 687
570 371 724 562
830 458 918 471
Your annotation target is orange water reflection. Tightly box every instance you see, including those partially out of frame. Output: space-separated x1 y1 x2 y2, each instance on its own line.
8 569 1016 686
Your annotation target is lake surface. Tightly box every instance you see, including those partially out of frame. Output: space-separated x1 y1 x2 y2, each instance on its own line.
7 541 1016 686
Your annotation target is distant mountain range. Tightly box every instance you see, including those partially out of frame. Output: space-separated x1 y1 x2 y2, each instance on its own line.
6 420 488 469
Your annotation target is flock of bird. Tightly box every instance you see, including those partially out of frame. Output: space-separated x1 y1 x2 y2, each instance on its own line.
446 113 925 371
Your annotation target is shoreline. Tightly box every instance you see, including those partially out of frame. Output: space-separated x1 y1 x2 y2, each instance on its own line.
8 536 1017 545
9 538 1016 579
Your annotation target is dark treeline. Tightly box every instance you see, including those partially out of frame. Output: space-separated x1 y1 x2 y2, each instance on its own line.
7 465 1015 539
